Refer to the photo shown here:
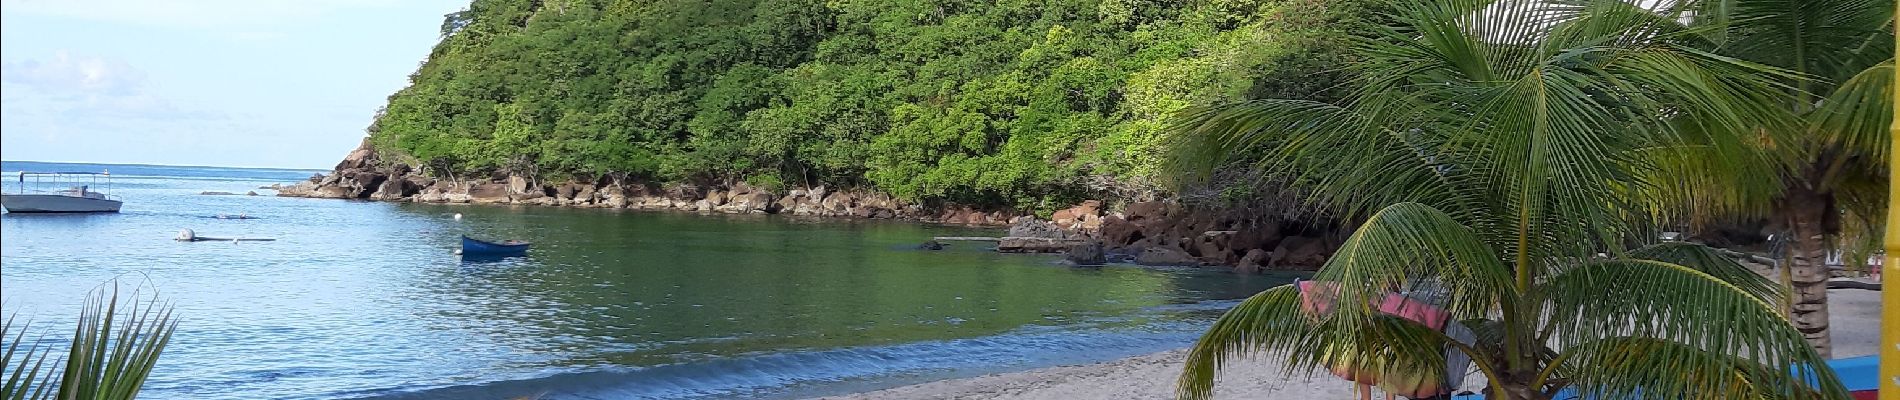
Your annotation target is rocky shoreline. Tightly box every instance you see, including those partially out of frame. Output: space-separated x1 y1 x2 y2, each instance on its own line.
277 140 1342 270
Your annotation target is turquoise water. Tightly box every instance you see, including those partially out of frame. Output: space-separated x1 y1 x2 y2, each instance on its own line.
0 161 1293 400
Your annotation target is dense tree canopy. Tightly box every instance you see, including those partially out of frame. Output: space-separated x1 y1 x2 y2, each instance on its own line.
368 0 1367 208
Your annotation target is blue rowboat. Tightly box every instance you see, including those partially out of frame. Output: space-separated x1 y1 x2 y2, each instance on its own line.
461 235 530 256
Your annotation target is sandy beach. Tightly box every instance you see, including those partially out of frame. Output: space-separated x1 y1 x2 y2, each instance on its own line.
822 288 1885 400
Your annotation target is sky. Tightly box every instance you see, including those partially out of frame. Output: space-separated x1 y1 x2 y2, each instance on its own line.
1 0 469 169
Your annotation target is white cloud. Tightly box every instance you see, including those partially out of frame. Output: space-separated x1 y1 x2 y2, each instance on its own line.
2 51 230 140
0 0 403 29
1 51 146 94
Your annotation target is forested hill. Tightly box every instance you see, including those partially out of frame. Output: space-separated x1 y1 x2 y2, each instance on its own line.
368 0 1364 209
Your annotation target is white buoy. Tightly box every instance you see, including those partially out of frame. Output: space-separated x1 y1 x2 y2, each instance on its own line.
453 213 463 221
175 229 196 241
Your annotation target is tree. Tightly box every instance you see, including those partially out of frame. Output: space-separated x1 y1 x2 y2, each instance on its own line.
368 0 1374 210
1167 0 1847 398
1696 0 1893 357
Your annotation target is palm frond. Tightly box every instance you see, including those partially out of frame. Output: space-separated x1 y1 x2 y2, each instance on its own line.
1537 259 1844 398
1715 0 1894 83
1164 99 1472 222
1548 336 1843 399
1177 285 1309 400
1177 286 1488 400
1628 241 1781 302
1312 202 1515 319
1812 60 1893 171
1 284 178 400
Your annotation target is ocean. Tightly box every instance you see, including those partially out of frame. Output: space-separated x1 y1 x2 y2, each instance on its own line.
0 161 1292 400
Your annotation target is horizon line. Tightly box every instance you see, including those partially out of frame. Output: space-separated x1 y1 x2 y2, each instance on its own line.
1 159 329 172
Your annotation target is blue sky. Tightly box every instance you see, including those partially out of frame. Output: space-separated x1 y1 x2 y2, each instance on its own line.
2 0 469 169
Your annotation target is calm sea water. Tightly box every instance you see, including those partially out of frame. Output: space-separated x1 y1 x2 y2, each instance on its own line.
0 161 1293 400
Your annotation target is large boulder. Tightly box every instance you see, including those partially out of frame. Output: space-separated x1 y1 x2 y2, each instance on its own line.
1235 249 1270 274
1135 246 1199 266
1051 200 1104 231
1124 201 1169 222
554 183 581 200
1007 219 1067 239
1100 216 1142 246
573 185 598 205
638 196 671 209
997 237 1074 253
666 184 704 201
370 177 421 201
414 183 449 203
1064 240 1107 266
603 191 629 208
1228 222 1285 255
1268 235 1332 269
315 185 355 198
820 191 857 214
301 170 387 199
468 183 512 204
333 138 379 171
1051 209 1078 226
506 175 532 195
274 181 319 197
1194 231 1237 264
860 192 900 211
720 192 776 213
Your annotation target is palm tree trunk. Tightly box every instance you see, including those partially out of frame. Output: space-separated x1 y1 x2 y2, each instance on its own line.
1778 185 1833 358
1492 381 1552 400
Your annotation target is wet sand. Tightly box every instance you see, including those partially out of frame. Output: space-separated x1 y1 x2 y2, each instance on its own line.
822 289 1884 399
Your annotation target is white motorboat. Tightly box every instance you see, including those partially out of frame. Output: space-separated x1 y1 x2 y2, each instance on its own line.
2 172 123 213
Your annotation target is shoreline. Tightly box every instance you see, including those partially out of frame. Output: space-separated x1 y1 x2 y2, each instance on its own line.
819 288 1885 400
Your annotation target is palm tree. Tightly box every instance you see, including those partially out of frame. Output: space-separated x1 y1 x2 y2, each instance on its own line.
1167 0 1848 398
2 284 178 400
1694 0 1894 358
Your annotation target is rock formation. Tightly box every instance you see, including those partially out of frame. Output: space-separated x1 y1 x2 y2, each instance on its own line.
283 140 1346 270
279 139 1017 224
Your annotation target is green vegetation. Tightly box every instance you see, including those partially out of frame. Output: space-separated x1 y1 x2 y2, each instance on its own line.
1690 0 1894 357
3 285 177 400
1167 0 1876 398
369 0 1369 207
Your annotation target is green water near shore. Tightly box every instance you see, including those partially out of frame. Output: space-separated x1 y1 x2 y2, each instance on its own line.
3 164 1292 400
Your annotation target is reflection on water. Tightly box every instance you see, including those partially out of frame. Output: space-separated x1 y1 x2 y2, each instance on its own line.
1 164 1294 400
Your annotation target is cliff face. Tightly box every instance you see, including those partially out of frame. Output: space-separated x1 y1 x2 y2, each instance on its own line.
281 141 1345 270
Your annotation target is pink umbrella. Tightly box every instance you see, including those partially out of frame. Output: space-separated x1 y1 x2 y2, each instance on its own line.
1296 280 1454 399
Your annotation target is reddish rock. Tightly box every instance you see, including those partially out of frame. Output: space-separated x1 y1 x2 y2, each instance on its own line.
1100 216 1143 246
1076 199 1102 216
1051 209 1078 226
1269 235 1332 268
1195 231 1237 264
1125 201 1168 222
1235 249 1270 274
